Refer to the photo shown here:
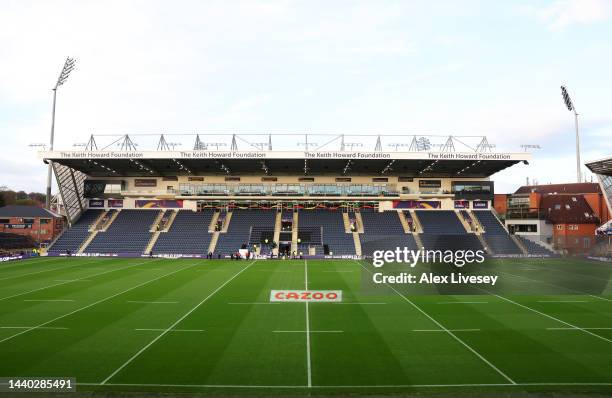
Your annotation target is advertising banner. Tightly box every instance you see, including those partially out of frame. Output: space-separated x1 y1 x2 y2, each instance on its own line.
135 200 184 209
108 199 124 208
473 201 489 209
270 290 342 302
392 200 441 209
418 179 442 188
134 179 157 187
454 200 470 209
89 199 105 208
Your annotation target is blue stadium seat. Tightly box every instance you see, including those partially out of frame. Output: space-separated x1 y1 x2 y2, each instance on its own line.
299 210 355 255
472 210 522 255
215 209 276 256
48 209 105 254
85 210 160 254
359 210 417 255
415 210 467 235
153 210 215 255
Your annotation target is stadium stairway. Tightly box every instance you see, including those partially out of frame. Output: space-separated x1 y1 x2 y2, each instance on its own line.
397 211 411 233
359 209 418 256
342 213 351 232
414 210 484 252
291 211 299 254
457 210 476 233
299 210 355 255
517 236 557 256
214 209 276 256
152 209 215 255
354 211 364 233
85 210 161 254
208 211 220 232
408 210 424 233
272 211 282 255
48 209 105 254
472 210 522 255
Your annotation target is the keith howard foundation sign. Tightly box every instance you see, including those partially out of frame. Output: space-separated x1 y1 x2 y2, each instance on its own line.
41 150 531 162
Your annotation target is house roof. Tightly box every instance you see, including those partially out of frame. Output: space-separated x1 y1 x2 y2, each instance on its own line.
0 205 59 218
540 195 600 224
514 183 601 195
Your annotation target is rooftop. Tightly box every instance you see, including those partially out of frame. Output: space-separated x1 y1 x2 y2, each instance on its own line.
0 205 59 218
540 195 599 224
514 183 601 195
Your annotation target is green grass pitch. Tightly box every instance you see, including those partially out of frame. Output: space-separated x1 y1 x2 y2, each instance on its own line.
0 256 612 395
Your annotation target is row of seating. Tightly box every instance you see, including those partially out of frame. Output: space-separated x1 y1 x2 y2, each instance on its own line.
472 211 522 255
360 208 418 255
48 209 104 254
153 210 215 255
299 210 354 255
48 208 552 257
215 209 276 255
85 210 160 254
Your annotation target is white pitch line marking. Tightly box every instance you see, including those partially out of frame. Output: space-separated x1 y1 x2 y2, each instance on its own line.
0 260 196 344
24 299 75 302
0 260 151 302
537 300 590 303
77 381 612 388
0 326 68 330
494 294 612 345
412 329 481 332
547 327 612 331
356 260 516 385
0 260 93 281
304 259 312 388
54 279 92 282
127 301 179 304
255 270 291 272
135 328 204 332
100 260 257 385
273 330 344 333
228 302 280 305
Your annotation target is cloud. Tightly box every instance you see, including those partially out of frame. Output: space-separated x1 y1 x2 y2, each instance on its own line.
521 0 612 30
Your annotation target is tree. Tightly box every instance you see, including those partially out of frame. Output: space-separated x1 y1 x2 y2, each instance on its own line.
0 189 46 207
0 190 16 205
15 199 39 206
15 191 28 200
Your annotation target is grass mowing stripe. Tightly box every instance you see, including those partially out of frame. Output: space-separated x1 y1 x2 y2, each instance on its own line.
0 260 198 344
126 301 179 304
0 257 64 272
305 259 312 388
100 259 258 385
355 260 517 385
0 260 97 281
0 326 68 330
134 329 205 332
494 294 612 344
23 299 75 302
0 259 152 302
77 382 612 388
477 264 612 303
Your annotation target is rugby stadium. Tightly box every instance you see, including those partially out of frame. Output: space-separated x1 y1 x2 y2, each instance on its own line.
1 133 612 396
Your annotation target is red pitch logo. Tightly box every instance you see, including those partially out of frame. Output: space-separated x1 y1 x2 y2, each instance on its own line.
270 290 342 302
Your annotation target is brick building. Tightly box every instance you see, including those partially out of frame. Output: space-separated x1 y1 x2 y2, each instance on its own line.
495 183 611 255
0 206 65 246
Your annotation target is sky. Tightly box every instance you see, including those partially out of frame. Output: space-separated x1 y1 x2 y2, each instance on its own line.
1 0 611 194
